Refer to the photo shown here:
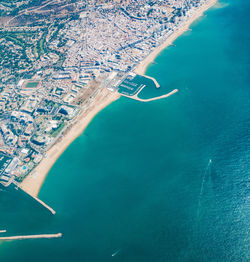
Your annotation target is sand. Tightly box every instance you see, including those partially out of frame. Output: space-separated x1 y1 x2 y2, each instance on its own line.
20 0 217 197
135 0 217 75
20 88 120 197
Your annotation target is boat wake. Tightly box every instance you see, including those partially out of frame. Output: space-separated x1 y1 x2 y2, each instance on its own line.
197 159 212 219
112 249 121 257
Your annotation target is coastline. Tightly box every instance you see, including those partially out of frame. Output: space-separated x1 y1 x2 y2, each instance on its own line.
135 0 217 75
20 0 217 198
20 88 120 197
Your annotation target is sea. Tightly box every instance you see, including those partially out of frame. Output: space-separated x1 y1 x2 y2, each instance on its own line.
0 0 249 261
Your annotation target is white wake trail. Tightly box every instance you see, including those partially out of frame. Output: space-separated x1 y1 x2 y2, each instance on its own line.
197 159 212 219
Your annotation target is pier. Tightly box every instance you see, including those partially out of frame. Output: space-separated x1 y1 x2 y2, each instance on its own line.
0 176 15 187
0 233 62 241
0 230 7 233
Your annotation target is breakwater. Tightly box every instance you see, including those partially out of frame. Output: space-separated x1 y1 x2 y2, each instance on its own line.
0 233 62 241
16 185 56 215
32 195 56 215
121 88 178 102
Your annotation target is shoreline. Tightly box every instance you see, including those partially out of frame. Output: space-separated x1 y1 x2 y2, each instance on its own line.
20 0 217 198
135 0 217 75
20 88 120 197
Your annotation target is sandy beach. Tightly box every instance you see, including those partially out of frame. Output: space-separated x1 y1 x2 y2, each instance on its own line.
20 88 120 197
135 0 217 75
20 0 217 198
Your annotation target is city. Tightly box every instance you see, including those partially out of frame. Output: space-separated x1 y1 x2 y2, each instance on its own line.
0 0 209 187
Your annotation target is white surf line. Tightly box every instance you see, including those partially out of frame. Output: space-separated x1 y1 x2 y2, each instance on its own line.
0 233 62 241
197 159 212 218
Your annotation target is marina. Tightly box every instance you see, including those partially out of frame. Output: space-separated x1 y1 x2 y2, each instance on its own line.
118 73 160 97
117 73 177 102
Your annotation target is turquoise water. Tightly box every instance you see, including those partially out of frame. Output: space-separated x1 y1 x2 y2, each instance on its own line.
0 0 249 261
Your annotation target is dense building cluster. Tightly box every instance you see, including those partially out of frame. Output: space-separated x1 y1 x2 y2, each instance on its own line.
0 0 208 186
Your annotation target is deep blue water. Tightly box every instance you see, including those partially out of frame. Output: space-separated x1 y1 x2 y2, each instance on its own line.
0 0 249 261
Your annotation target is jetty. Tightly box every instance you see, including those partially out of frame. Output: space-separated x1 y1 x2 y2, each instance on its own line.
32 195 56 215
13 183 56 215
0 182 56 215
0 233 62 241
121 88 178 102
141 74 160 88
